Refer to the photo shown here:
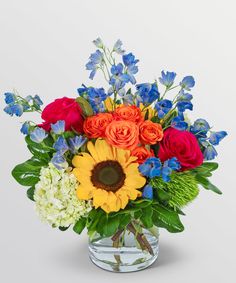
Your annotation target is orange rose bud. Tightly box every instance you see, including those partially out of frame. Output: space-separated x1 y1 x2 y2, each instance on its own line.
114 105 143 123
105 120 139 150
139 120 163 145
83 113 113 138
131 146 154 164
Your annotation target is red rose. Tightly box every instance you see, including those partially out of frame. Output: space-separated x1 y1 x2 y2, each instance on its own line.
39 97 84 133
158 127 203 171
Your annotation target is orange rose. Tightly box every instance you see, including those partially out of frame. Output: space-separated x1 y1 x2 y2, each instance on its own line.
105 120 139 150
83 113 113 138
114 105 143 123
131 146 154 164
139 120 163 145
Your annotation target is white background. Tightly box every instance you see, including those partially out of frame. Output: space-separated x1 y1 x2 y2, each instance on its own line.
0 1 235 282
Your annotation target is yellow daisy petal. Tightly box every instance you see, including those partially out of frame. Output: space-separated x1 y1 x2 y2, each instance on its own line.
116 190 129 209
107 192 119 212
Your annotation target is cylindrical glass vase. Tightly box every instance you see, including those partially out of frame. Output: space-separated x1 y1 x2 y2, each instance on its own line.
88 223 159 272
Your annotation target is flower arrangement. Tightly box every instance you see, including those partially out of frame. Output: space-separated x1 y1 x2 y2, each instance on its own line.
3 38 227 272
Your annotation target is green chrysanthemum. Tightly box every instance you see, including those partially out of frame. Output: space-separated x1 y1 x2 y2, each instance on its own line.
152 172 199 208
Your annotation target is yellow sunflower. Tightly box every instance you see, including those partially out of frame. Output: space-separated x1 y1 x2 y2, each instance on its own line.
72 139 146 213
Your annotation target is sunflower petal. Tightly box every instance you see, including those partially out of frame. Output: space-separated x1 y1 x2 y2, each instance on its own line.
76 185 94 200
93 189 108 208
87 141 100 162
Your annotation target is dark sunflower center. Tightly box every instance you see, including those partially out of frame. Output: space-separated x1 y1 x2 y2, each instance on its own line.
91 160 125 192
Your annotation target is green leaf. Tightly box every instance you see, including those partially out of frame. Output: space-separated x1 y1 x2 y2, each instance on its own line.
196 175 222 194
76 97 93 117
12 157 47 186
73 217 87 234
152 204 184 233
59 226 70 231
25 135 53 161
99 214 120 237
27 186 35 201
119 214 131 229
140 206 153 228
156 187 171 201
134 209 142 219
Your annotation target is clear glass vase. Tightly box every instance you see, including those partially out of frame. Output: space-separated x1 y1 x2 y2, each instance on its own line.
88 222 159 272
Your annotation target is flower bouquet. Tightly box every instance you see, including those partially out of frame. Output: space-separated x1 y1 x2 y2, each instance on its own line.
3 38 227 272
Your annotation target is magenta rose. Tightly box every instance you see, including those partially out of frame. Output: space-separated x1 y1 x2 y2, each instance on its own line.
39 97 84 133
158 127 204 171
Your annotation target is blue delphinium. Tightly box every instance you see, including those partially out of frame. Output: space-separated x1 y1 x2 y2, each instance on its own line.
142 184 153 199
20 122 30 135
4 104 24 117
86 50 104 79
30 128 48 143
171 116 188 131
68 135 87 154
51 152 68 170
139 157 162 178
139 157 181 182
33 95 43 107
180 76 195 90
203 145 218 160
93 38 104 48
78 85 107 113
162 158 181 182
113 39 125 54
51 120 65 135
109 63 129 90
4 92 16 104
53 136 69 154
209 131 227 145
122 53 139 66
136 83 160 105
190 118 210 138
176 101 193 119
159 71 176 88
155 99 173 118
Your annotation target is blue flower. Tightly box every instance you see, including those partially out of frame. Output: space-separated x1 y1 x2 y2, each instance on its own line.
190 118 210 138
122 53 139 66
204 145 218 160
53 136 69 154
178 91 193 102
161 157 181 182
78 86 107 113
30 128 48 143
33 95 43 106
51 152 68 170
113 39 125 54
126 64 138 84
4 104 24 117
51 120 65 135
86 50 103 79
209 131 227 146
93 38 104 48
136 83 160 105
176 101 193 119
109 64 129 90
171 116 188 131
159 71 176 88
142 184 153 199
20 122 30 135
180 76 195 90
139 157 162 178
68 135 87 154
155 99 173 118
4 92 16 104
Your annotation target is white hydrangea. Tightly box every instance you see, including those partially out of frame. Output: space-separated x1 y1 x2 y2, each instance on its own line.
34 163 92 228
